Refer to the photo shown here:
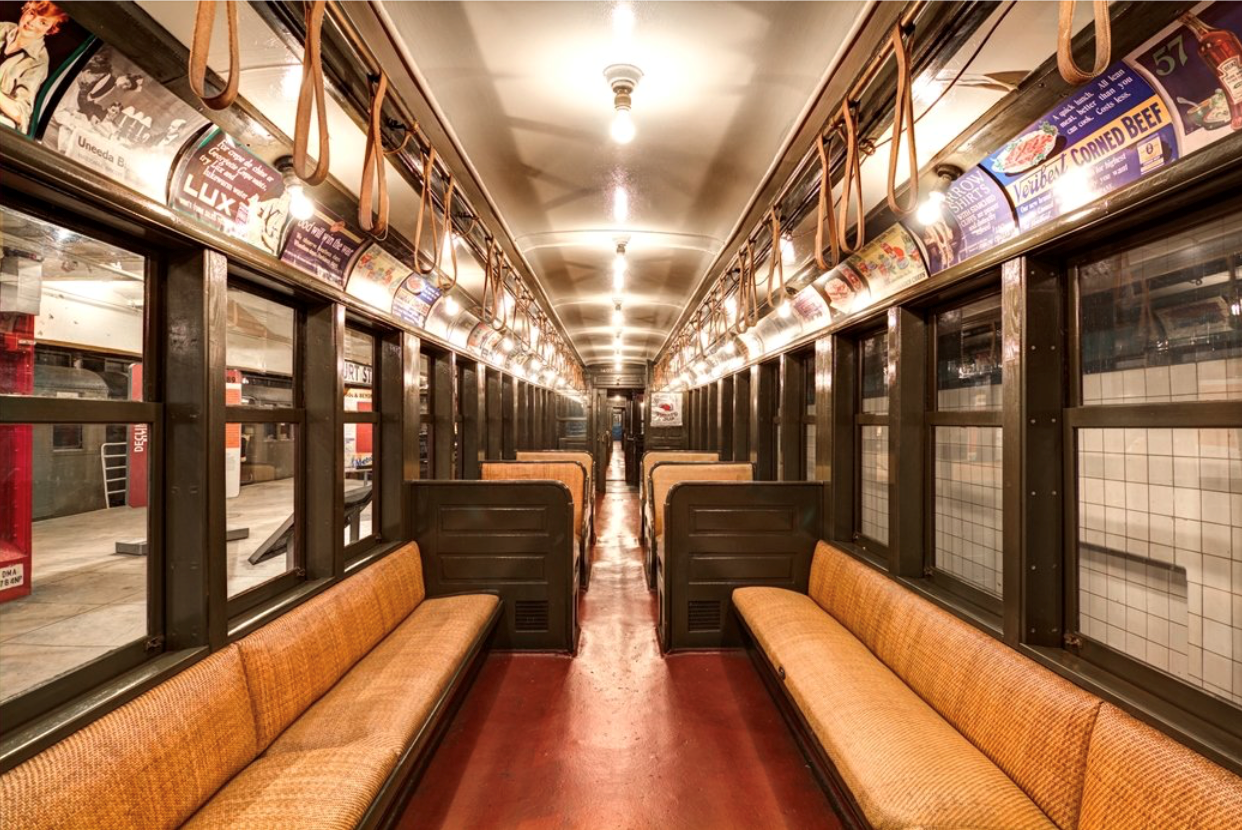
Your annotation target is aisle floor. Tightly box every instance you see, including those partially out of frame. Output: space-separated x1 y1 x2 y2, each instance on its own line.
400 445 837 829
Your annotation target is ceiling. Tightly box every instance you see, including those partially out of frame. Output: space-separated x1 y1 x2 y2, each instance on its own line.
374 1 869 368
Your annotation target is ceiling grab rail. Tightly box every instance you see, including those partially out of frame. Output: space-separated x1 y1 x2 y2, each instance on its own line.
886 22 919 217
359 73 390 236
1057 0 1112 85
292 0 330 185
188 0 239 110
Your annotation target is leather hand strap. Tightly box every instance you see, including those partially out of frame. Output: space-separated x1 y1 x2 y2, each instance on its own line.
1058 0 1111 85
188 0 239 110
886 23 919 217
837 99 866 255
412 148 439 275
359 74 390 236
767 208 785 310
293 0 330 185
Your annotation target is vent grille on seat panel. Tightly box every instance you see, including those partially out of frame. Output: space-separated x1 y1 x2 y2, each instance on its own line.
687 600 722 632
514 600 549 632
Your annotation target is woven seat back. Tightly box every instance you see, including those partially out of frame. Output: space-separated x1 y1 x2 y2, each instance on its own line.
650 462 752 537
482 461 586 536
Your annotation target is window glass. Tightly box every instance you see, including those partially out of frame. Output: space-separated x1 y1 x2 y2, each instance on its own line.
936 295 1002 411
861 333 888 414
225 288 294 407
419 353 432 478
225 422 297 597
804 352 816 481
1 205 145 401
934 426 1003 597
1079 210 1242 405
0 423 148 702
1077 427 1241 706
344 327 375 547
860 425 889 545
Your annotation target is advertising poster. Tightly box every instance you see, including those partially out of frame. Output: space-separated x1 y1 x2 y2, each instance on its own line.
0 1 92 138
169 126 289 256
43 43 206 202
790 283 831 330
279 206 364 288
347 243 412 311
982 64 1179 233
466 321 503 359
826 223 928 317
391 271 442 329
909 167 1018 275
650 392 683 427
1128 2 1242 155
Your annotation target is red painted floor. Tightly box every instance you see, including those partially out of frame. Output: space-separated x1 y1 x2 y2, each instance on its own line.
400 445 838 829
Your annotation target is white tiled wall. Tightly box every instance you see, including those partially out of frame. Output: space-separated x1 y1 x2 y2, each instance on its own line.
1082 359 1242 405
861 425 889 545
934 427 1004 597
1077 427 1242 706
937 383 1002 411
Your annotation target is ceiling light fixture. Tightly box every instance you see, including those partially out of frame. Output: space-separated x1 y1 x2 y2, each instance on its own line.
611 304 624 328
501 336 514 352
442 292 461 315
612 241 628 294
916 165 962 227
780 234 796 267
613 185 629 223
276 157 315 221
605 64 642 145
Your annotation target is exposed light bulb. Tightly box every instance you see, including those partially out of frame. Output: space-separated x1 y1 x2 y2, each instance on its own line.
531 358 543 372
724 340 736 355
613 251 627 276
613 185 629 223
1054 164 1096 212
443 293 460 315
501 336 514 352
287 183 315 221
915 190 946 226
612 269 626 295
612 307 624 327
778 299 792 319
780 235 796 266
610 108 635 144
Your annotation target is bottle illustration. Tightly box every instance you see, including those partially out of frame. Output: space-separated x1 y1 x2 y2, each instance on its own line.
1181 12 1242 130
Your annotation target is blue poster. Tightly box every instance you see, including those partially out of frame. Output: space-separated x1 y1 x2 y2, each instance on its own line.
909 167 1017 275
391 274 442 329
982 63 1179 232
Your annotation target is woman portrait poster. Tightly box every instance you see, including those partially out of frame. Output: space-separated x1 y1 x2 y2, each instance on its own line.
0 0 90 137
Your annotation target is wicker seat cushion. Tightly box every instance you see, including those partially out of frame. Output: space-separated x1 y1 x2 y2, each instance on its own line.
1078 704 1242 829
0 647 257 830
807 543 1100 828
267 594 500 756
350 542 427 631
734 586 1056 830
184 739 395 829
236 569 390 751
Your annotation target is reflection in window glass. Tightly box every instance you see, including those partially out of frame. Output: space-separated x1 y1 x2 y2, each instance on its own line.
0 423 148 702
1077 427 1241 706
860 425 889 545
420 354 432 478
1 205 146 402
1079 209 1241 405
861 333 888 414
804 352 816 481
934 427 1003 597
936 295 1002 411
225 288 295 408
225 422 297 597
344 327 376 547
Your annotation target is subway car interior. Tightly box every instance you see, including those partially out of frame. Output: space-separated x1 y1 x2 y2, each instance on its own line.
2 0 1242 827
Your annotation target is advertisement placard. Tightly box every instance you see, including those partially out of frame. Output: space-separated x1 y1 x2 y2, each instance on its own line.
651 392 683 427
0 1 92 138
280 206 364 288
909 167 1018 275
169 126 289 256
347 243 413 311
392 273 442 329
825 224 928 317
43 43 205 201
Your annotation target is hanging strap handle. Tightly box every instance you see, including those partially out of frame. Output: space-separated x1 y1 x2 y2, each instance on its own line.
886 23 919 217
293 0 330 185
813 131 843 272
436 177 458 293
412 148 439 275
1057 0 1111 86
359 74 390 236
837 100 866 255
188 0 239 110
767 209 785 310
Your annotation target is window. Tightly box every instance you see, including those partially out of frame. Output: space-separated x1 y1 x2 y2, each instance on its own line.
343 325 378 552
419 352 432 478
803 350 817 481
0 204 155 712
931 294 1004 603
1072 207 1242 709
857 332 889 550
225 286 301 605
